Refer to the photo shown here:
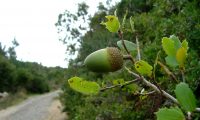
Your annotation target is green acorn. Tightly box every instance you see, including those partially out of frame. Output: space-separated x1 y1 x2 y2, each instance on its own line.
84 47 123 72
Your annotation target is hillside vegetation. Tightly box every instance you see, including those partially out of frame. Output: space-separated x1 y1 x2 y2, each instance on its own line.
56 0 200 119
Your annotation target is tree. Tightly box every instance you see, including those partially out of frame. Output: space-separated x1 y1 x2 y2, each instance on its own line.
0 43 6 57
55 2 89 60
0 55 16 92
7 37 19 60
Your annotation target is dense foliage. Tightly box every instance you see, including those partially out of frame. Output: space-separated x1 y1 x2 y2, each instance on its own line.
56 0 200 119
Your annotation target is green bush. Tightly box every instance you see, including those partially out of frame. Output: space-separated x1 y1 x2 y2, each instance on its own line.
26 76 50 93
60 81 85 119
0 55 16 92
16 68 33 88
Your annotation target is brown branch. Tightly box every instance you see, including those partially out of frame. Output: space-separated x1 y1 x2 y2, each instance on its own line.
123 55 132 60
135 90 156 96
157 61 178 82
125 63 200 112
118 30 135 63
118 30 129 54
125 66 139 78
128 37 169 101
100 78 140 92
125 67 179 104
136 36 141 60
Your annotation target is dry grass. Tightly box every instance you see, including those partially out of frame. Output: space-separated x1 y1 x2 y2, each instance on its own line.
0 90 28 110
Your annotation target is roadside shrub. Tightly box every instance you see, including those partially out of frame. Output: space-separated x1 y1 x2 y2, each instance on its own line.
26 76 50 93
16 68 33 88
0 55 16 92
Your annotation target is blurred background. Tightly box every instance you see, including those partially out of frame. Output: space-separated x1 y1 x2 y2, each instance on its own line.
0 0 200 120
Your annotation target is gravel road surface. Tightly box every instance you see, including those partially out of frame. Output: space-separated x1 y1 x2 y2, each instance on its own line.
0 90 61 120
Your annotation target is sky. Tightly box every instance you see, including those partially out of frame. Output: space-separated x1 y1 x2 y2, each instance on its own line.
0 0 119 68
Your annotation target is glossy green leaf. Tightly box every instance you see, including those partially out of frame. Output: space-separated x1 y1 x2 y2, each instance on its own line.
165 56 179 67
162 36 185 67
117 40 137 53
176 47 187 67
68 77 100 95
162 36 189 67
155 107 185 120
135 60 153 76
175 82 197 112
100 15 120 33
162 37 176 56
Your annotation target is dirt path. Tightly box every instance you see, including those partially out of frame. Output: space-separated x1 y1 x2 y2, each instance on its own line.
0 90 66 120
45 99 67 120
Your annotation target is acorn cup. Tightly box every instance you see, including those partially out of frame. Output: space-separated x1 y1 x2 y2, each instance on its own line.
84 47 123 72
